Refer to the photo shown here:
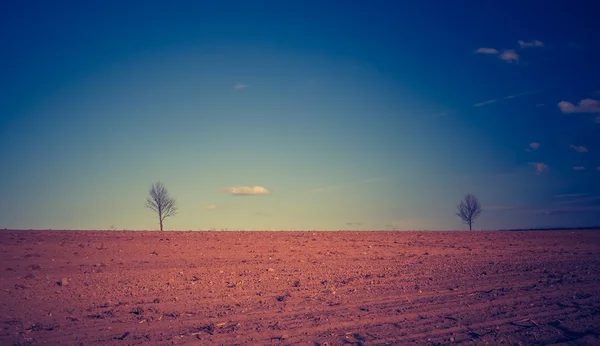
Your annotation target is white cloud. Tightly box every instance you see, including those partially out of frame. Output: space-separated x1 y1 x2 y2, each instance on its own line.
221 186 270 196
569 144 588 153
573 166 586 171
234 82 248 90
529 162 548 174
558 99 600 114
529 142 540 150
499 50 519 63
518 40 544 48
475 48 499 54
473 99 498 107
205 204 217 210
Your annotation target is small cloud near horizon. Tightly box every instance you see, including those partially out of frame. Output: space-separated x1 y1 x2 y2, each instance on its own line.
529 162 548 174
558 99 600 114
345 222 363 226
234 82 248 90
518 40 544 48
569 144 588 153
205 204 217 210
527 142 540 151
221 186 270 196
573 166 586 170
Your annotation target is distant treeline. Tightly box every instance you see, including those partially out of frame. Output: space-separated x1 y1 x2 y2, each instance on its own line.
499 226 600 231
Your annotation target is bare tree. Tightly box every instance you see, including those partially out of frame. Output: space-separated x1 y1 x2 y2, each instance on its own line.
145 182 177 231
456 194 482 231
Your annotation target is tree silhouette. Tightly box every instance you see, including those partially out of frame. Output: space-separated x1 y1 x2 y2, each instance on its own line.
456 194 482 231
145 182 177 231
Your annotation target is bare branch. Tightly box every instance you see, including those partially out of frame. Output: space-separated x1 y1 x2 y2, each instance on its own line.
145 182 177 231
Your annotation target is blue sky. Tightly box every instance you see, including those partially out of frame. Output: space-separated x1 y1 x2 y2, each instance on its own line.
1 1 599 230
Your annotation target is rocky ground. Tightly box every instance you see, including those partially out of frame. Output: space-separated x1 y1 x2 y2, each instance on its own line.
1 230 600 345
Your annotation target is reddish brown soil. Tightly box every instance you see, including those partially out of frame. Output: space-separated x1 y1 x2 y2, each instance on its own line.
1 230 600 345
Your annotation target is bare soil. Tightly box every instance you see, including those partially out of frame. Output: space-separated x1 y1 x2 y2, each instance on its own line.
1 230 600 345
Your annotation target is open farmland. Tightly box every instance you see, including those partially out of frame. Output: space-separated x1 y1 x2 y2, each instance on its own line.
1 230 600 345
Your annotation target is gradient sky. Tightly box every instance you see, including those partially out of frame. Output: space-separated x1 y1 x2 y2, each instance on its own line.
1 1 599 231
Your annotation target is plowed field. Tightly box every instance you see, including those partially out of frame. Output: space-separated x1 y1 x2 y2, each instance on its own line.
1 230 600 345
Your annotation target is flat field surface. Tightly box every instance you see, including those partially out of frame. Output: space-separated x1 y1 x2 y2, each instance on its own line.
1 230 600 345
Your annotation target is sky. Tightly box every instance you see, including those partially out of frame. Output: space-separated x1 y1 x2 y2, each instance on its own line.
1 1 599 231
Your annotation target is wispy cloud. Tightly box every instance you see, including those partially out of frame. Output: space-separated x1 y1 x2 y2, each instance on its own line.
519 193 600 215
234 82 248 90
518 40 544 48
505 90 539 99
475 48 499 54
474 99 498 107
558 99 600 114
221 186 270 196
569 144 588 153
205 204 217 210
474 90 538 107
529 162 548 174
573 166 586 170
542 206 600 215
554 193 590 198
345 222 363 226
499 50 519 63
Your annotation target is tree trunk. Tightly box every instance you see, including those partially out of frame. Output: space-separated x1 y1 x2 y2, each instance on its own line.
469 221 472 231
160 218 163 231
